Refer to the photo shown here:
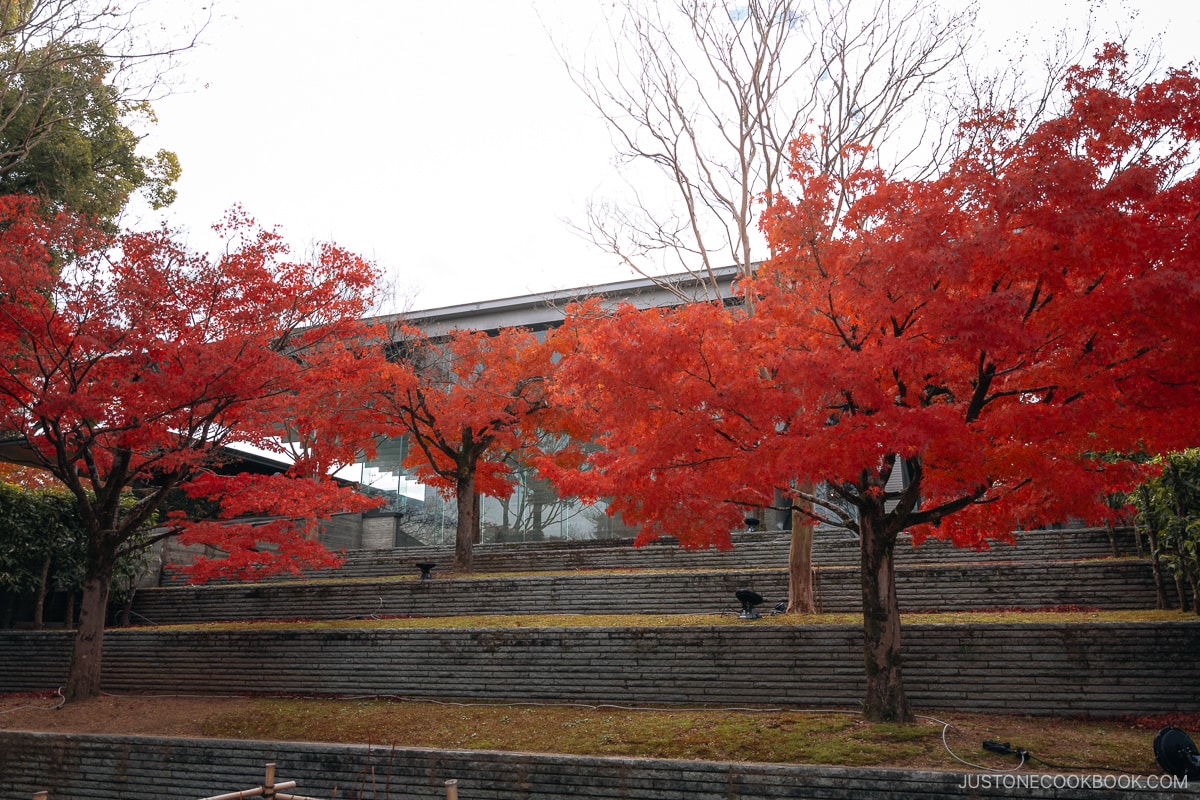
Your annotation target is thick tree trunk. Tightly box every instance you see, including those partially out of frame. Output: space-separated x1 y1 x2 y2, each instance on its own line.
859 513 913 723
454 471 478 572
64 561 115 702
788 487 815 614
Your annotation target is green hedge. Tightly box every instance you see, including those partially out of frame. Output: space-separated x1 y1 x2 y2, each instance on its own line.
1132 450 1200 613
0 482 152 627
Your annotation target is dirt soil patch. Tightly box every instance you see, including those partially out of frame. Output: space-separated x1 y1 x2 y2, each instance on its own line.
1 693 222 739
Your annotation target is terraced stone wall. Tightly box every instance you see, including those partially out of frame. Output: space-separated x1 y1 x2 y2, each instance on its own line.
2 734 1190 800
160 528 1138 584
3 622 1196 716
131 560 1172 625
3 732 1190 800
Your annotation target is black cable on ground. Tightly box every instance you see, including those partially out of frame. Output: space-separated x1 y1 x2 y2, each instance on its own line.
971 734 1154 776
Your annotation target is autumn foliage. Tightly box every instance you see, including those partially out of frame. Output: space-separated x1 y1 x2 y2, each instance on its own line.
751 45 1200 539
3 43 1197 724
376 325 553 570
544 299 772 547
0 198 386 697
547 47 1200 721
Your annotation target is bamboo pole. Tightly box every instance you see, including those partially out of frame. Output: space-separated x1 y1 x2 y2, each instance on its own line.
198 780 319 800
445 778 459 799
199 784 278 800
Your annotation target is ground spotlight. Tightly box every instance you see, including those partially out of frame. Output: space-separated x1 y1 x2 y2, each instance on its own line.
735 588 764 619
1154 726 1200 779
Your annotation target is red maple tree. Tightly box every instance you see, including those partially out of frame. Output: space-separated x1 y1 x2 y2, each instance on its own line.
0 200 386 700
375 325 554 571
548 46 1200 722
545 298 775 544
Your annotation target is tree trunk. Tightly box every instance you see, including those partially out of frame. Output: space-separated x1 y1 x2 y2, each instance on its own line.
473 491 482 545
1183 551 1200 616
120 588 136 628
1190 571 1199 616
454 470 477 572
1146 526 1168 610
1174 541 1189 612
859 512 913 723
32 554 51 629
64 560 115 702
788 486 815 614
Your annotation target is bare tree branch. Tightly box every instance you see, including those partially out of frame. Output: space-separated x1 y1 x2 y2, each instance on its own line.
549 0 976 301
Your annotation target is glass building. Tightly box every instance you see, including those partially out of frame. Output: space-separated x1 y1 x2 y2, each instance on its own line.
333 267 742 549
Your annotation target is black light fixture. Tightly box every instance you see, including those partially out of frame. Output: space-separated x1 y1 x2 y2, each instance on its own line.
415 562 436 580
1154 726 1200 779
735 588 764 619
743 517 760 532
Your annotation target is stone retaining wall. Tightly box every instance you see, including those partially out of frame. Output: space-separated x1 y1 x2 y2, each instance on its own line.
161 528 1138 584
132 559 1171 625
3 622 1196 716
3 732 1188 800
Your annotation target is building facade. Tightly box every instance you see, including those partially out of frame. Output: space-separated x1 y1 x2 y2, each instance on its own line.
334 267 744 549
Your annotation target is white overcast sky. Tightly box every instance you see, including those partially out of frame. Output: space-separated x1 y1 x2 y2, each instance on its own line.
125 1 1198 313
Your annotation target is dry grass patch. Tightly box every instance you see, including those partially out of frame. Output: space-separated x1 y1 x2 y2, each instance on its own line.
145 608 1193 633
196 698 1183 774
3 692 1189 776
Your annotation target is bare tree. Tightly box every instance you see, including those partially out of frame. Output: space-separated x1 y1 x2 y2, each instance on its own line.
555 0 976 302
